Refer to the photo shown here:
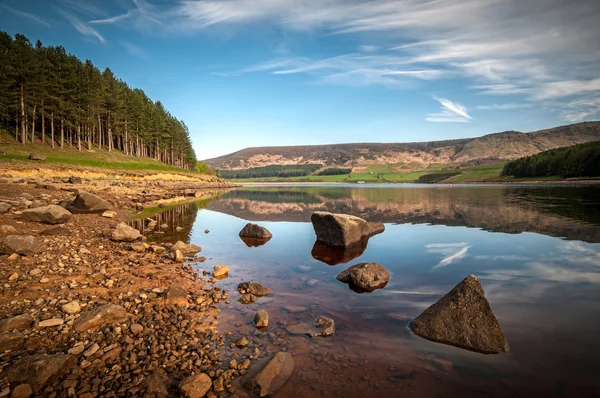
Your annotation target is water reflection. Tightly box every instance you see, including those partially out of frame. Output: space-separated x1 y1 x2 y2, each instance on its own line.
311 239 369 265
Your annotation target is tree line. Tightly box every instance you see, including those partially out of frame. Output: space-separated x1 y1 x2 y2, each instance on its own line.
218 164 322 179
0 32 197 169
502 140 600 178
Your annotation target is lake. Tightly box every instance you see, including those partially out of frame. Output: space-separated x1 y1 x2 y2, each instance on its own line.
131 184 600 397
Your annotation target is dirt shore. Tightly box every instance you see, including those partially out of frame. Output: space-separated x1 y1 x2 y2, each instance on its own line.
0 177 253 398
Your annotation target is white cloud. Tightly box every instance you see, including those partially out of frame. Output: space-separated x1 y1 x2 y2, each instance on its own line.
58 10 105 44
426 96 472 123
119 40 148 59
476 103 533 110
2 4 51 27
426 242 471 269
359 45 379 52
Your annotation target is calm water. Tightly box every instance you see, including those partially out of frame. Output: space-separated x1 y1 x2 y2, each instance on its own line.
132 184 600 397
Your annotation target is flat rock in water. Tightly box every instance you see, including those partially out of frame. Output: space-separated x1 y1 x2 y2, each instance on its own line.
0 314 33 332
0 235 42 256
213 264 229 277
73 304 128 332
336 262 390 293
5 354 77 393
111 223 141 242
67 191 111 213
238 282 272 297
311 211 384 247
21 205 72 225
242 352 295 397
409 274 509 354
239 223 272 239
40 226 71 236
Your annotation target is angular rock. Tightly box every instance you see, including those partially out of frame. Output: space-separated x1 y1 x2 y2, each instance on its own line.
73 304 128 332
254 310 268 328
67 192 111 214
37 319 64 328
238 282 272 297
130 323 144 335
307 316 335 338
61 301 80 315
336 262 390 293
111 223 141 242
173 249 185 263
0 225 17 233
409 274 509 354
0 314 33 332
0 202 11 214
213 264 228 277
20 193 34 201
101 210 116 218
311 211 384 247
239 223 272 239
0 332 24 351
171 241 201 255
69 176 82 184
130 242 148 253
21 205 72 225
40 226 70 236
0 235 42 256
242 352 295 397
145 369 170 398
29 153 46 161
164 285 188 307
5 354 77 393
179 373 211 398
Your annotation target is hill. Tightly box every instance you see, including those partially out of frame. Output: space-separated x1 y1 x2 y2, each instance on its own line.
205 122 600 171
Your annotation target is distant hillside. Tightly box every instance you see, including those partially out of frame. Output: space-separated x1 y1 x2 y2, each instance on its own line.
205 122 600 170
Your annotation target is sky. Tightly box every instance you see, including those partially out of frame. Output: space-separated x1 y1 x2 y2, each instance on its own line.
0 0 599 160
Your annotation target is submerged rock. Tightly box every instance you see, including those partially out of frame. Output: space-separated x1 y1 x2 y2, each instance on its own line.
409 274 509 354
111 223 142 242
238 282 272 297
242 352 295 397
21 205 72 225
254 310 269 328
307 316 335 338
311 211 384 247
0 235 42 256
67 191 111 213
336 262 390 293
239 223 272 239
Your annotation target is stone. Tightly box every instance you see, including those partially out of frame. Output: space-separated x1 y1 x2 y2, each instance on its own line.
67 192 111 214
409 274 509 354
145 369 170 397
151 245 166 254
73 304 128 332
213 265 228 277
235 337 249 348
111 223 141 242
130 323 144 335
0 235 42 256
10 384 32 398
307 316 335 338
40 226 70 236
37 319 64 328
239 223 272 239
0 332 24 351
336 262 390 293
131 242 148 253
5 354 77 393
179 373 212 398
171 241 202 255
0 225 17 233
254 310 268 328
0 314 33 332
68 342 85 355
311 211 384 247
69 176 82 184
237 282 272 297
7 254 20 262
173 249 185 263
176 226 184 232
101 210 117 218
164 285 188 307
20 193 34 201
8 273 19 281
160 223 168 229
21 205 72 225
147 220 157 230
61 301 81 315
83 343 99 357
0 203 11 214
243 352 295 397
29 153 46 161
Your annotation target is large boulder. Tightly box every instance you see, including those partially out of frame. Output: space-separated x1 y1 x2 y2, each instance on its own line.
111 223 141 242
0 235 42 256
5 354 76 393
179 373 212 398
0 314 33 332
0 202 12 214
0 331 25 351
73 304 128 332
409 274 509 354
21 205 72 225
242 352 295 397
171 241 202 255
67 191 111 214
311 212 384 247
239 223 272 239
336 262 390 293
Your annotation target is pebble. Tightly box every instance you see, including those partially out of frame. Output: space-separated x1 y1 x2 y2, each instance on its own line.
8 273 19 282
38 318 64 328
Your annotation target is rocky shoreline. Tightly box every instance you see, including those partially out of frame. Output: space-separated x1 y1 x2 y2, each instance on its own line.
0 177 257 398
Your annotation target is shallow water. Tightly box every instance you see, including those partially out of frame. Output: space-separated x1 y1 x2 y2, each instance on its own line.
133 184 600 397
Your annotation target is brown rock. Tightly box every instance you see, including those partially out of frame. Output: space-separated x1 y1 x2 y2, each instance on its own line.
307 316 335 338
311 211 384 247
213 265 228 277
180 373 211 398
10 383 32 398
239 223 272 239
131 242 148 253
0 314 33 332
0 332 24 351
67 192 111 214
237 282 272 297
21 205 72 225
0 235 42 256
164 285 188 307
111 223 142 242
173 249 185 263
171 241 201 256
254 310 268 328
336 262 390 293
5 354 77 393
39 226 70 236
130 323 144 335
243 352 295 397
73 304 128 332
145 369 170 398
409 274 509 354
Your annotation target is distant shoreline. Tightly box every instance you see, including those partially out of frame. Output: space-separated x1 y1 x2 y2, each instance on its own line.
236 179 600 186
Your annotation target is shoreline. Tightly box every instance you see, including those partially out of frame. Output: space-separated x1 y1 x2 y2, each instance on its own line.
235 179 600 186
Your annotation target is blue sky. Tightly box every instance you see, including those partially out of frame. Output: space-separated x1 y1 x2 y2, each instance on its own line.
1 0 599 160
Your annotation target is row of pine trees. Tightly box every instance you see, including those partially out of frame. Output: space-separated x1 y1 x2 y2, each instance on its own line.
0 32 197 169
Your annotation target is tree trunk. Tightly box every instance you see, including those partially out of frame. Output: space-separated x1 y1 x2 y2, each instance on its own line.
77 123 81 151
124 119 128 155
31 104 36 143
88 123 91 150
60 118 64 148
20 84 25 145
41 102 45 146
51 111 55 149
98 115 102 149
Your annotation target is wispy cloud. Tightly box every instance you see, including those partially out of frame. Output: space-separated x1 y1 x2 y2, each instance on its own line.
476 103 533 111
119 40 148 59
359 45 379 53
2 4 51 27
426 96 472 123
89 0 162 28
426 242 471 269
58 10 105 44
